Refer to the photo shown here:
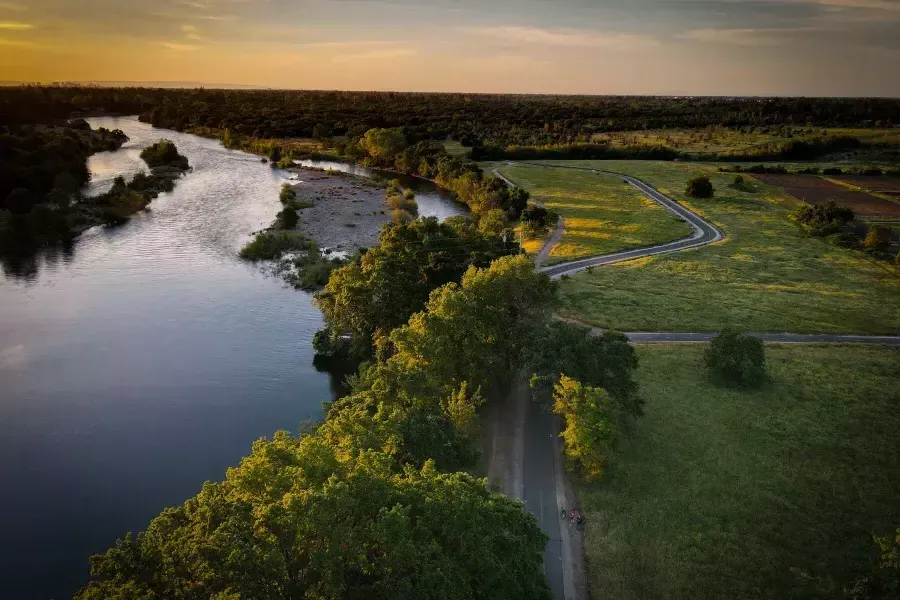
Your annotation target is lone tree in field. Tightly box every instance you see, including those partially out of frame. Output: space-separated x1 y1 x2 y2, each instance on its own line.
705 329 766 387
686 175 714 198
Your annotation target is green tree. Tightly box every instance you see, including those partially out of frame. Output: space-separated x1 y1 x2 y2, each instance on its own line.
553 376 620 482
360 128 407 166
685 175 714 198
267 145 282 163
77 434 551 600
386 254 557 398
705 329 766 386
140 139 189 169
477 208 506 236
314 217 517 357
528 322 641 417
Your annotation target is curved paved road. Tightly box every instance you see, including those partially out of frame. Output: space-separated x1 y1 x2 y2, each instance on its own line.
500 162 725 278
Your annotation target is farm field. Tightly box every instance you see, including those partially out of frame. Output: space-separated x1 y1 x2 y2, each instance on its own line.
834 175 900 196
549 160 900 334
580 344 900 600
492 164 692 264
753 173 900 217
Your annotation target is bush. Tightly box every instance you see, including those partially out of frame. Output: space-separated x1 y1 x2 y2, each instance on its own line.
279 183 297 204
822 167 843 175
685 175 714 198
705 329 766 387
794 200 855 237
387 193 418 214
863 224 893 253
733 174 745 186
391 208 414 224
276 207 298 229
239 231 309 260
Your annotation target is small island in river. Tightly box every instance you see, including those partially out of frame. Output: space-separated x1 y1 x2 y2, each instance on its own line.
240 165 412 289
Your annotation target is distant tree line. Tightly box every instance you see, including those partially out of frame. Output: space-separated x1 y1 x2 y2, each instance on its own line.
2 87 898 147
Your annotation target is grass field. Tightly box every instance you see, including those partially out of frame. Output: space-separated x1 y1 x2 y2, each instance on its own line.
493 164 692 265
589 126 900 158
581 344 900 600
551 160 900 334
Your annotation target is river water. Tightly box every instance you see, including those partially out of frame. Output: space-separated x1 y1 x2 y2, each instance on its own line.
0 116 464 599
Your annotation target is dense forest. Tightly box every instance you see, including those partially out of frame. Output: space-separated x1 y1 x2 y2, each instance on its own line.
1 87 898 148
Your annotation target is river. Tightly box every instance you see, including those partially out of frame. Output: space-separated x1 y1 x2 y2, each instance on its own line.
0 116 465 600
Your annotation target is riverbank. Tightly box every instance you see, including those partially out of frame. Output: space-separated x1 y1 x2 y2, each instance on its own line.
287 166 391 252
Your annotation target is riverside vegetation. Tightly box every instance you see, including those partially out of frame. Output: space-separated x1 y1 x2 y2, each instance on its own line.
0 125 191 276
79 210 647 597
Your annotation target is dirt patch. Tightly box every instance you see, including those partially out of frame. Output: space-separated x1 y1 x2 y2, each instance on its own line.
289 166 391 252
834 176 900 196
755 173 900 216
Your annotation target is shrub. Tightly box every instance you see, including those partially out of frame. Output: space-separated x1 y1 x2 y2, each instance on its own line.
863 224 893 253
279 183 297 204
862 168 884 177
794 200 855 237
391 208 413 224
733 174 745 186
685 175 714 198
239 231 309 261
387 194 418 214
705 329 766 387
822 167 843 175
276 207 298 229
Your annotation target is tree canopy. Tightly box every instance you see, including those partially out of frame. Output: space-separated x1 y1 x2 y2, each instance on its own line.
77 434 551 600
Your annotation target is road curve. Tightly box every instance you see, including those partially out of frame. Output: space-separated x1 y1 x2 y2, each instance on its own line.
495 162 724 279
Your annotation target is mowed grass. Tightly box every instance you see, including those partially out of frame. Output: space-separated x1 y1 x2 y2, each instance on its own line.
495 164 691 265
553 160 900 334
581 344 900 600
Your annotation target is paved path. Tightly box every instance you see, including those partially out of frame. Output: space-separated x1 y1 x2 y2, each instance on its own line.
493 167 564 268
502 162 725 278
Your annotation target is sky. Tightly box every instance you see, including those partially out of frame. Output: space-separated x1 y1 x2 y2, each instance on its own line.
1 0 898 96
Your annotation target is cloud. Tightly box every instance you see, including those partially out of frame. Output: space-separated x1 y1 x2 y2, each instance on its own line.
0 20 31 29
330 47 418 62
162 41 201 50
465 26 658 50
678 26 816 46
0 2 27 10
182 24 203 40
